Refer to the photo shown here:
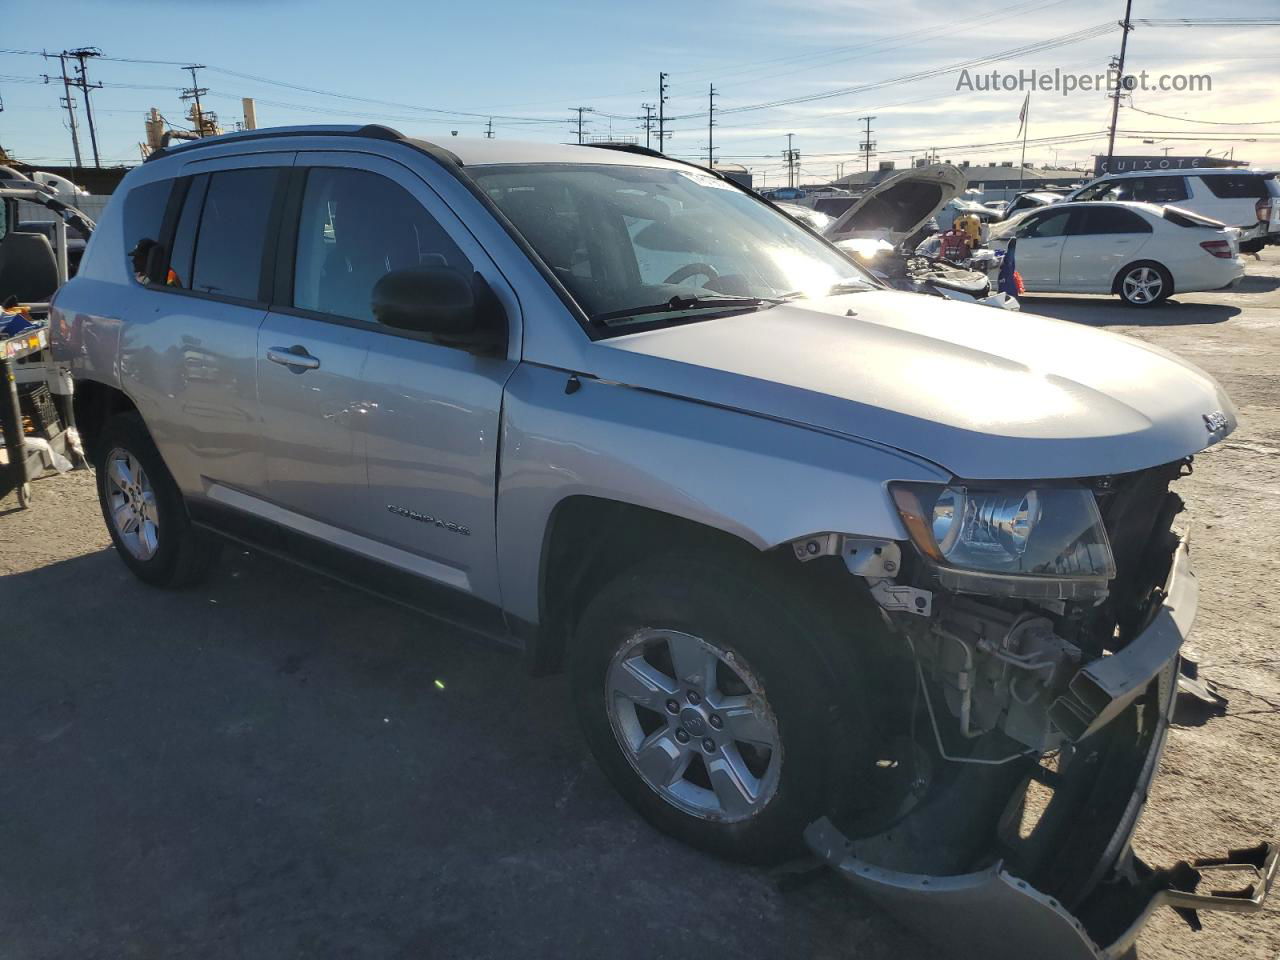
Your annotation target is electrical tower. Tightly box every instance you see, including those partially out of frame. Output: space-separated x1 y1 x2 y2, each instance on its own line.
181 64 209 137
657 72 669 154
1104 0 1135 170
707 84 717 167
485 118 494 139
858 115 876 172
784 133 800 189
66 48 103 167
640 103 656 150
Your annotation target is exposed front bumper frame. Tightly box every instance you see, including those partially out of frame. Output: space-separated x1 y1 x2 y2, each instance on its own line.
807 535 1276 958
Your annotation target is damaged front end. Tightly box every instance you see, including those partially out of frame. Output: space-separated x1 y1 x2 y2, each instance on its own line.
793 459 1276 958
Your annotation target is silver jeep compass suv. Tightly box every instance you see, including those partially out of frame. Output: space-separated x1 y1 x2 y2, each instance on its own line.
51 125 1274 958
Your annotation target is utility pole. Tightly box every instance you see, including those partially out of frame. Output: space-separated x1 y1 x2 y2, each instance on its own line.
571 107 591 144
858 115 876 172
707 83 717 168
641 103 656 150
485 118 494 139
1104 0 1135 172
181 64 209 137
42 52 83 167
785 133 799 189
66 48 103 167
657 72 669 154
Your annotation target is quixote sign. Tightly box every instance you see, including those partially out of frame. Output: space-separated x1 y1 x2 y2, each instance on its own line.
1093 155 1243 175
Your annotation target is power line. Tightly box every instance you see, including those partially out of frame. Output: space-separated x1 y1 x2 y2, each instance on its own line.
668 22 1117 120
1127 104 1280 126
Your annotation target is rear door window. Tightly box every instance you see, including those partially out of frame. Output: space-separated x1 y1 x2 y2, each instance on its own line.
122 178 172 283
1073 206 1153 235
187 168 282 301
1020 209 1072 238
1124 177 1189 203
1198 174 1268 199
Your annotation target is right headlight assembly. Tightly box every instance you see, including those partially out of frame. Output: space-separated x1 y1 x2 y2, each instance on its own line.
889 482 1116 600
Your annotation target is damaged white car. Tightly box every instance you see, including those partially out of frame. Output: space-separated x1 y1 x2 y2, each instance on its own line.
816 163 1015 308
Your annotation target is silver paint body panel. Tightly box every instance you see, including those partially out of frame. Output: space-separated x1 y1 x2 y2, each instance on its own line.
51 130 1237 633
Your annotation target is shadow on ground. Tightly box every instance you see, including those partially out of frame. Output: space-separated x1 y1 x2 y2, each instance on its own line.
0 546 927 960
1019 296 1240 327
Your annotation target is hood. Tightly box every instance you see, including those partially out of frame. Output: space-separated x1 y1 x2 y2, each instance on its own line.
592 292 1236 480
824 164 966 245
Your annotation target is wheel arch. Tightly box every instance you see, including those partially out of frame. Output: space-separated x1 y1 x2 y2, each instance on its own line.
1112 258 1175 297
73 379 140 464
524 496 765 675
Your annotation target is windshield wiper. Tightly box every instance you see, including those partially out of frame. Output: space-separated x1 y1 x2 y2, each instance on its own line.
591 294 765 325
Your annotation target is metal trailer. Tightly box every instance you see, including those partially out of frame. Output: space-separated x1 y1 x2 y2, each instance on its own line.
0 184 94 507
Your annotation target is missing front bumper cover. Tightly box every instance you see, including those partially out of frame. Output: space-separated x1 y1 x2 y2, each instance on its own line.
809 532 1275 954
806 818 1276 960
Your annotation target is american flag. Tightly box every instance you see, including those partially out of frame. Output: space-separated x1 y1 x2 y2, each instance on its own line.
1016 93 1030 136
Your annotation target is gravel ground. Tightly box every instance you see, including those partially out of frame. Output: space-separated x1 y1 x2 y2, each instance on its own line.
2 250 1277 959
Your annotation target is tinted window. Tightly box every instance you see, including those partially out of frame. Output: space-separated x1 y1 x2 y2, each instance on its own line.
1020 209 1071 238
1198 174 1268 200
0 199 9 243
293 168 470 324
166 175 207 289
122 178 172 282
189 168 281 300
1073 206 1152 235
1072 180 1115 202
1124 177 1189 203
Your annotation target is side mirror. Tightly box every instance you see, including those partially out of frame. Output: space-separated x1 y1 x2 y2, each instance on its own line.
371 266 507 353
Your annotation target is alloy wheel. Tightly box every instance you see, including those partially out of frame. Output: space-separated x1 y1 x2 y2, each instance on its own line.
605 628 782 822
104 447 160 560
1122 266 1163 304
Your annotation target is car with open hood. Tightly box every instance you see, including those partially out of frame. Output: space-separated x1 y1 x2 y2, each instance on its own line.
51 126 1274 960
823 163 967 246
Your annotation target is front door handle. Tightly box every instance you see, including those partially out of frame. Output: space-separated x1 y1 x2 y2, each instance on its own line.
266 345 321 372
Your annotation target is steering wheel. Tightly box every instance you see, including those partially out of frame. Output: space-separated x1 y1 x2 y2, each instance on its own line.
664 262 720 286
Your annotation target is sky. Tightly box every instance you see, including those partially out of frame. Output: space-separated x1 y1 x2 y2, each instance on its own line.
1 0 1278 186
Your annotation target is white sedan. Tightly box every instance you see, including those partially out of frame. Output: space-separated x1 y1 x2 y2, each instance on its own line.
988 201 1245 306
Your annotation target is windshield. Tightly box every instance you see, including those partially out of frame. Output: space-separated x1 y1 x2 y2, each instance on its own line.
468 162 874 329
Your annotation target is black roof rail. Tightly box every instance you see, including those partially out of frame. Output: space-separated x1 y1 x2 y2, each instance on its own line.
584 142 755 195
144 123 409 163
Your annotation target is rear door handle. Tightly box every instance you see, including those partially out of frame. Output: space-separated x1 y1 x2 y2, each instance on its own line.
266 345 321 372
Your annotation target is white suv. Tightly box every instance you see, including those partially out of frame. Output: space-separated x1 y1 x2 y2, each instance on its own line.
1070 168 1276 253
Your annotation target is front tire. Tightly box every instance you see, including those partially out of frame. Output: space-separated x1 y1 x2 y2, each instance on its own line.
570 550 867 864
95 413 218 587
1116 261 1172 307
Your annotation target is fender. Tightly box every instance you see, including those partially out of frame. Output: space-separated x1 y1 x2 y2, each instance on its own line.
495 362 950 625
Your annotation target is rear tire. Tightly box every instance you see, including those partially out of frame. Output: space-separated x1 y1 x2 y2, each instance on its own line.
569 549 869 865
95 413 218 587
1115 261 1172 307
